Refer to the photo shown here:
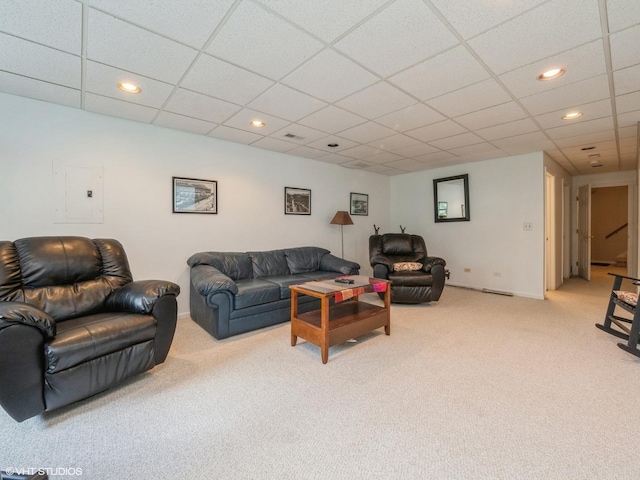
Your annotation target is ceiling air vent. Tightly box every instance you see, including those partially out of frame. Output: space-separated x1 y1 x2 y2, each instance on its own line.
284 133 304 140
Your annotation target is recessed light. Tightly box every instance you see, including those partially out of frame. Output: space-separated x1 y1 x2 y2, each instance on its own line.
327 143 339 148
581 146 596 151
562 112 582 120
538 68 566 81
249 120 265 128
117 82 141 94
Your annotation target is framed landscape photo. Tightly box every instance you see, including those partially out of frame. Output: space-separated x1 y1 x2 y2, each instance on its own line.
284 187 311 215
350 192 368 216
173 177 217 214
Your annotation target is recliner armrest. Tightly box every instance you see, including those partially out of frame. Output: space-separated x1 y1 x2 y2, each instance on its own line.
422 256 446 272
320 253 360 274
106 280 180 314
370 254 395 272
0 301 56 338
190 265 238 296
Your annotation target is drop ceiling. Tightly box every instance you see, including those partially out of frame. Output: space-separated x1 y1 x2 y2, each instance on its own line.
1 0 639 175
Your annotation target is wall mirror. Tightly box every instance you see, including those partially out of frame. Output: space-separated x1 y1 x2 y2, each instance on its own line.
433 174 470 222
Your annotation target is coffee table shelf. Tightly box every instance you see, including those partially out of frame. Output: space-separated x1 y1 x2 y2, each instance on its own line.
289 277 391 363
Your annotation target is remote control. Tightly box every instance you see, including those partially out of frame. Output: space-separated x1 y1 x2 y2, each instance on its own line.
335 278 354 284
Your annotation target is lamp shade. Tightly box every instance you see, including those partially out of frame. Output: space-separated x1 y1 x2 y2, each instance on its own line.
330 211 353 225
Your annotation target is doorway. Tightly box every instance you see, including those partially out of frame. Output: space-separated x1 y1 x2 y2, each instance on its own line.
590 186 628 272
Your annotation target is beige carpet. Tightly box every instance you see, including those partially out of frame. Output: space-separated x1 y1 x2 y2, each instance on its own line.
3 266 639 479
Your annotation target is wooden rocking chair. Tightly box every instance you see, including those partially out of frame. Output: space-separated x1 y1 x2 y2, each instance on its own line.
595 273 640 358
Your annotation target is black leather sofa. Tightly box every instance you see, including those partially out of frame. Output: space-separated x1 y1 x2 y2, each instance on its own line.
188 247 360 339
370 233 446 304
0 236 180 422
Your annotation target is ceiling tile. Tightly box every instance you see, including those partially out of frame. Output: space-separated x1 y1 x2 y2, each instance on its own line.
430 0 548 39
392 143 441 158
367 134 421 152
336 82 417 119
554 129 615 148
429 132 484 151
0 71 80 108
0 0 81 54
406 119 468 143
256 0 389 42
413 151 457 163
498 40 607 99
339 145 385 159
180 54 274 105
535 99 613 129
617 109 640 127
208 125 264 144
271 124 329 145
475 118 540 141
153 111 217 135
337 121 396 144
206 1 323 80
340 159 377 169
87 10 197 84
333 0 458 77
298 106 366 134
314 154 353 165
606 0 640 33
85 61 174 108
454 102 529 130
84 93 158 123
382 158 427 172
285 145 329 159
281 49 378 103
389 45 491 101
0 33 80 88
545 117 615 140
519 75 610 116
248 84 327 122
613 64 640 96
449 143 505 159
164 89 241 124
251 136 298 153
426 79 511 117
363 151 404 164
375 104 446 132
221 108 290 136
83 0 235 48
610 24 640 70
492 131 555 154
468 0 602 74
363 164 404 174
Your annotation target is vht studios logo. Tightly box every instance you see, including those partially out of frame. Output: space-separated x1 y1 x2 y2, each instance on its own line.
3 466 83 477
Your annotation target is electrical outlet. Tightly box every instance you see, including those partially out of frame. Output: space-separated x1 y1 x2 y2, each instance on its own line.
464 268 471 273
523 222 533 231
493 272 501 277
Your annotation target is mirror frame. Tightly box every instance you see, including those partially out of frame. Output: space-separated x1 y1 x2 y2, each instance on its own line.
433 174 470 223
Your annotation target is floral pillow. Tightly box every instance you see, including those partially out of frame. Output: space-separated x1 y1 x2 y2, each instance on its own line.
613 290 638 306
393 262 423 272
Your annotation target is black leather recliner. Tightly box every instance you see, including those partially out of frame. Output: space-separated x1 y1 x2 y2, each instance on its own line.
369 233 446 304
0 236 180 422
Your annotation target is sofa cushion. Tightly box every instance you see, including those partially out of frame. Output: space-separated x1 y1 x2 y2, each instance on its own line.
45 312 157 373
249 250 290 278
262 274 317 299
235 279 280 309
388 270 433 287
283 247 329 274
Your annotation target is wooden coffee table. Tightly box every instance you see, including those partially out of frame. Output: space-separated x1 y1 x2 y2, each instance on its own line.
289 276 391 363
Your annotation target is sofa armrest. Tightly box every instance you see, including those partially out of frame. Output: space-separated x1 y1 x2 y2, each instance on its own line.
0 301 55 338
106 280 181 314
190 265 238 297
320 253 360 275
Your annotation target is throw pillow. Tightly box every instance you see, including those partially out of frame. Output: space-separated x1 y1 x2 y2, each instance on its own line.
613 290 638 306
393 262 423 272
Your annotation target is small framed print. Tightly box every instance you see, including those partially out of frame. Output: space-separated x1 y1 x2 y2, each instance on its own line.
284 187 311 215
350 192 368 216
173 177 217 214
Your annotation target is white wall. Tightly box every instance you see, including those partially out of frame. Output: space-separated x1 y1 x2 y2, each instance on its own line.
390 153 545 299
0 93 390 314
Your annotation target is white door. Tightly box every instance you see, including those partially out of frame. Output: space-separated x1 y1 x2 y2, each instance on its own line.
577 184 592 281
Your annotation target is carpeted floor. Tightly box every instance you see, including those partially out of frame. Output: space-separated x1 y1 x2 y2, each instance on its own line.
2 266 639 479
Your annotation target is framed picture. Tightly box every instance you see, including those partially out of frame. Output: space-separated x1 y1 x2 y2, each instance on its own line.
173 177 217 214
438 201 448 219
350 192 368 216
284 187 311 215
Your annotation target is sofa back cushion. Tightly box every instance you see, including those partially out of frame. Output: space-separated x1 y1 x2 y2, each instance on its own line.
2 237 133 321
187 252 253 281
249 250 290 278
283 247 329 274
